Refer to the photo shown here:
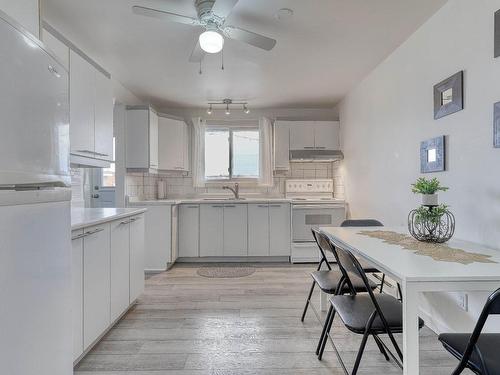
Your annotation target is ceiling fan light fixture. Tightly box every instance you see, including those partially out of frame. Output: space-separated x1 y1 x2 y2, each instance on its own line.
199 30 224 53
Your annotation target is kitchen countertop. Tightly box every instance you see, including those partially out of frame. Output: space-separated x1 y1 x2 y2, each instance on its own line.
71 207 147 231
127 197 345 206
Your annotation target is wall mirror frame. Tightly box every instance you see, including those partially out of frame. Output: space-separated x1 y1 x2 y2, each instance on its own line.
420 136 445 173
433 71 464 120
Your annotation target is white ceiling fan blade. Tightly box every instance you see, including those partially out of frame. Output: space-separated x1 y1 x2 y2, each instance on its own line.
224 26 276 51
132 5 199 26
211 0 239 19
189 40 206 63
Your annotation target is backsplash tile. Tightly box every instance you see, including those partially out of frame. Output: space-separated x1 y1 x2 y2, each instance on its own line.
126 161 344 201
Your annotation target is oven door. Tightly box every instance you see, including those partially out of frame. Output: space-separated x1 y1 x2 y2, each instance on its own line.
292 205 346 242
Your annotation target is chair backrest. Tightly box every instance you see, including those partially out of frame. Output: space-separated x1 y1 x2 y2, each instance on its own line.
452 288 500 373
311 227 333 271
341 219 384 227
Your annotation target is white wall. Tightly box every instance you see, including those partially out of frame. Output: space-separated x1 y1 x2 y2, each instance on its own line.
339 0 500 333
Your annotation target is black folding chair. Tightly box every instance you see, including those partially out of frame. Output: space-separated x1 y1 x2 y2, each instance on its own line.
438 288 500 375
317 234 424 375
340 219 388 292
301 228 377 324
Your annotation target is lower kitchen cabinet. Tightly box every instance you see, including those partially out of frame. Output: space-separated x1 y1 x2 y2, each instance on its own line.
71 230 84 362
179 205 199 257
83 224 111 349
200 204 223 257
269 203 291 256
248 203 291 256
72 213 145 364
130 214 145 303
110 219 130 322
223 204 248 256
248 204 270 256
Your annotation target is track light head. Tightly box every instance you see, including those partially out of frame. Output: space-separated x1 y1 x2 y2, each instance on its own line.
243 104 250 114
207 105 212 115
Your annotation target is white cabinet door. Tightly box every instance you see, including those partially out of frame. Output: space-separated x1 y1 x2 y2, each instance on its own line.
149 111 159 169
158 117 187 171
70 50 95 157
248 204 269 256
200 204 224 257
110 219 130 321
141 205 172 271
126 108 150 169
0 0 40 37
94 71 114 161
83 224 110 349
71 230 84 362
223 204 248 256
274 121 290 170
178 205 199 257
129 214 145 303
314 121 340 150
269 203 291 256
289 121 315 150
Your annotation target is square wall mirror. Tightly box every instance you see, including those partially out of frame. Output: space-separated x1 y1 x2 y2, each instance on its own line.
434 71 464 120
421 136 445 173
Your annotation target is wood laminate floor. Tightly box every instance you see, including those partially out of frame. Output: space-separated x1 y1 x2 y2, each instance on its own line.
75 263 471 374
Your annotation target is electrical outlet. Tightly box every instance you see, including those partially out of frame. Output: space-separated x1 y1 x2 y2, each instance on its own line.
457 292 468 311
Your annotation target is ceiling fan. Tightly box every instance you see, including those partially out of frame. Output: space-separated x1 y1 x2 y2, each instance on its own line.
132 0 277 63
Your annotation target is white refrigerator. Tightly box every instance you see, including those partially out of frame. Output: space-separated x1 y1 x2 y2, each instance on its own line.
0 10 73 375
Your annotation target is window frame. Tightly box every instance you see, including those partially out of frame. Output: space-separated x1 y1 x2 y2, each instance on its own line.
204 126 260 182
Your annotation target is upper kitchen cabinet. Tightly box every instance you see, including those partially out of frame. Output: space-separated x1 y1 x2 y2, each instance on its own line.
274 121 290 171
70 50 114 167
125 106 159 170
289 121 340 150
158 116 190 172
0 0 40 37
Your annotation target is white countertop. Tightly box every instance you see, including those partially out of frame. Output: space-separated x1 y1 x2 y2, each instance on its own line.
127 197 345 206
71 207 147 231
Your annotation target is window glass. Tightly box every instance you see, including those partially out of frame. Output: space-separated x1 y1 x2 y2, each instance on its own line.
232 130 259 178
101 138 116 187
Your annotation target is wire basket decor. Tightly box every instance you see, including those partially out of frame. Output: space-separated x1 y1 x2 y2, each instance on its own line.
408 207 455 243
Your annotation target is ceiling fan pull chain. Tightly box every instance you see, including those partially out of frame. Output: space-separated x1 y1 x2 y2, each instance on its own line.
221 50 224 71
199 60 202 75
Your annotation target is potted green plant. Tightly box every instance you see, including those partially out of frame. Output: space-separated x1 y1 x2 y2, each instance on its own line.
411 177 448 206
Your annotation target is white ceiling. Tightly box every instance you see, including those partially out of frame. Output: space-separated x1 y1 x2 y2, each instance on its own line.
42 0 447 109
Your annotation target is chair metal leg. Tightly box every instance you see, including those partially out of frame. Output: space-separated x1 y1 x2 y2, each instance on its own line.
318 306 336 360
397 283 403 302
316 304 333 355
352 329 370 375
301 281 316 322
379 273 385 293
372 334 390 361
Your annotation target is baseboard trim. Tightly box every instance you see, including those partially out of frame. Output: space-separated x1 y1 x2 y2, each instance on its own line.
176 256 290 263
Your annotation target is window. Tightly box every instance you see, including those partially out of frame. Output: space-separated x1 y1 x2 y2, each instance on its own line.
204 128 259 180
101 138 116 187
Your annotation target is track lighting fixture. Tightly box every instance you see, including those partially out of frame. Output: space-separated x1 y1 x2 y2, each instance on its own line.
206 99 250 116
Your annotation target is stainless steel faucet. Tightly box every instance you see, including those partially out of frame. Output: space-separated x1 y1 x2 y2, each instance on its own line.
222 183 240 199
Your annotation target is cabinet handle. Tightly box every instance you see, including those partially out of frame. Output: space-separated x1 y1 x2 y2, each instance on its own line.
83 227 105 236
174 167 184 170
257 205 268 208
75 149 95 155
224 205 236 208
315 147 326 150
47 65 61 78
93 151 109 157
186 205 198 208
269 205 283 208
71 233 86 240
119 220 131 225
130 216 142 222
304 146 315 149
211 205 224 208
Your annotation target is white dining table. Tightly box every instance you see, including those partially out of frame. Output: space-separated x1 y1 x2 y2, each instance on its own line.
319 226 500 375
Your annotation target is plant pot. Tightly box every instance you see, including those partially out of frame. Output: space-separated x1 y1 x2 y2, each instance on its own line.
422 193 438 206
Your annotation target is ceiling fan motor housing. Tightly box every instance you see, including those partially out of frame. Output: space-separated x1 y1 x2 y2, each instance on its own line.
195 0 217 21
